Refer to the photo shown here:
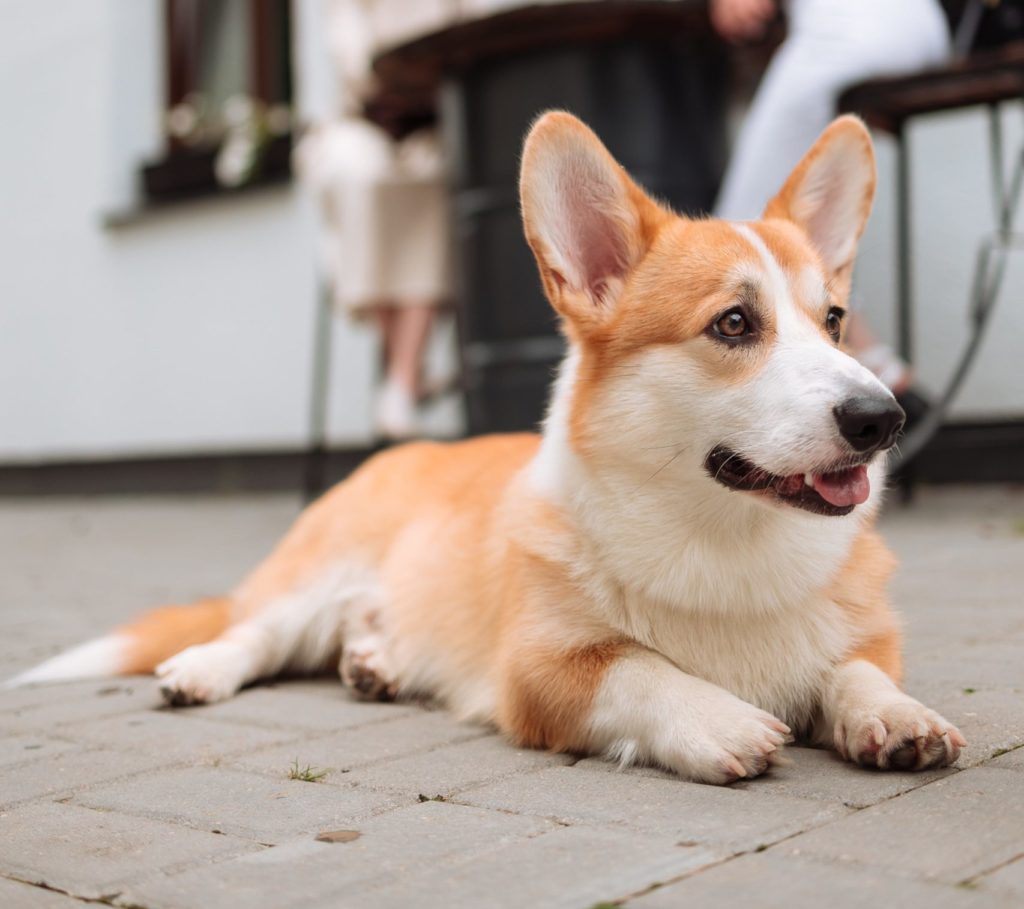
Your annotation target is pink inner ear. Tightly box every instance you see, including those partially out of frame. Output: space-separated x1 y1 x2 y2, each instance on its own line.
565 193 632 305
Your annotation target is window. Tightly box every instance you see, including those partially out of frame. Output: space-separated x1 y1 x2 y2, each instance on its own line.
142 0 293 203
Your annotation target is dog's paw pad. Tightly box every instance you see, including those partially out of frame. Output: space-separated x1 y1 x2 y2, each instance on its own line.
838 700 964 771
340 646 397 702
155 643 247 707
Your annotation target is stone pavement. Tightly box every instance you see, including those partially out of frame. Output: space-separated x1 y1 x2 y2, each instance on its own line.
0 486 1022 908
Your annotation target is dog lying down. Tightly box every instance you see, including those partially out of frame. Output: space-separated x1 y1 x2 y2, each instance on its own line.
10 112 965 784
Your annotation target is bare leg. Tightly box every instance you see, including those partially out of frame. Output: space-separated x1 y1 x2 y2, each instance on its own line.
386 305 435 397
375 304 436 440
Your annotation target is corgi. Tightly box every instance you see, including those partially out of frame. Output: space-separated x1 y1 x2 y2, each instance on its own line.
9 113 965 784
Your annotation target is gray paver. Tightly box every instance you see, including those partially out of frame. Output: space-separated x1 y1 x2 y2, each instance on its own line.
0 800 260 901
0 734 73 769
0 876 94 908
976 855 1024 898
345 733 574 796
116 800 555 909
991 743 1024 770
362 825 720 909
0 747 169 809
235 709 488 777
578 745 954 810
0 678 165 731
189 682 417 732
782 767 1024 884
56 708 303 762
627 851 1017 909
0 488 1021 908
73 765 401 845
457 764 850 852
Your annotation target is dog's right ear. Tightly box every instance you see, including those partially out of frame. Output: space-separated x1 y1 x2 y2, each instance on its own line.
519 112 665 333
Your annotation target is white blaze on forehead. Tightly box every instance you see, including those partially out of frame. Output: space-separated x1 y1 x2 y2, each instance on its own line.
731 224 788 298
729 223 816 339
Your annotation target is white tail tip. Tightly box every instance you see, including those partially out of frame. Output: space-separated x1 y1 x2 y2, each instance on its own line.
3 635 128 689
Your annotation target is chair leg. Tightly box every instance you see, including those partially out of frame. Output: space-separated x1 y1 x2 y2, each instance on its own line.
304 280 334 502
894 126 916 501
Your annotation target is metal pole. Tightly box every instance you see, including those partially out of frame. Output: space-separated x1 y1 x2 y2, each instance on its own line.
303 279 334 501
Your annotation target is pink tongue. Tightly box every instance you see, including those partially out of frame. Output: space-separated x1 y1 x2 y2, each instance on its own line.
812 465 870 507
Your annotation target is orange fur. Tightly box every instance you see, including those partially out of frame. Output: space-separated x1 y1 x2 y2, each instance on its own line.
119 597 231 674
828 529 903 683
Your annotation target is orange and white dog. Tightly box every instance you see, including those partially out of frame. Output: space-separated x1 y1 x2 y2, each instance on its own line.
10 113 965 784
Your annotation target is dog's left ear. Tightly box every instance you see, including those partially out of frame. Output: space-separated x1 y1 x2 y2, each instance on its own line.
520 111 666 333
763 115 876 279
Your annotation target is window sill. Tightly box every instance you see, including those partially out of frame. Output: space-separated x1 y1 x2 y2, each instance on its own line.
103 134 293 228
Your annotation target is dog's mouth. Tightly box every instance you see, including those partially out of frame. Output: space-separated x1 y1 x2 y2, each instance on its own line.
704 446 871 517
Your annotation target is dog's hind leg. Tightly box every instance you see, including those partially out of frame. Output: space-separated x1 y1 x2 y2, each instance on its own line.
157 565 364 706
338 594 399 702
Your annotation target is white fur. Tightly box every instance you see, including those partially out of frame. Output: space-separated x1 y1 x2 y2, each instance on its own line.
4 635 129 688
157 563 378 705
588 648 790 783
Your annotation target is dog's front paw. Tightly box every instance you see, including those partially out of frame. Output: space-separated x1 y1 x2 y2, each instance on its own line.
156 643 249 706
835 697 965 770
682 703 791 784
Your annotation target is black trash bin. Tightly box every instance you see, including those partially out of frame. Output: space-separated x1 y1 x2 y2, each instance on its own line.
442 32 729 434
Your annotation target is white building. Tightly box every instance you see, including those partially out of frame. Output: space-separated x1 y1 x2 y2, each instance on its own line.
1 0 1020 473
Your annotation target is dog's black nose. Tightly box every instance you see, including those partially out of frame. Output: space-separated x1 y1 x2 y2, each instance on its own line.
833 395 906 453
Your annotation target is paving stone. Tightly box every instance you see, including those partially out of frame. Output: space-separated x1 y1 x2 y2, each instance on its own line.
0 800 259 901
577 746 953 810
782 767 1024 883
901 685 1024 768
975 855 1024 898
0 876 95 908
906 639 1024 691
457 764 849 852
116 800 554 909
361 824 720 909
57 709 302 763
990 744 1024 770
190 683 417 732
345 734 573 797
0 679 165 731
627 851 1016 909
0 747 169 808
74 766 401 845
729 745 955 808
236 710 487 778
0 678 162 715
0 734 73 769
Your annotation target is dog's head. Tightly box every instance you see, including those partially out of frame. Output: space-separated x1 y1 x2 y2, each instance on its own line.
520 112 902 518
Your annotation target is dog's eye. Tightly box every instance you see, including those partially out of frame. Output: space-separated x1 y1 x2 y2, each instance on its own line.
826 307 845 342
714 309 749 339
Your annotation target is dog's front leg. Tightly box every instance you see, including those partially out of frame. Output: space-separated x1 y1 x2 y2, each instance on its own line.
821 657 966 770
499 644 789 785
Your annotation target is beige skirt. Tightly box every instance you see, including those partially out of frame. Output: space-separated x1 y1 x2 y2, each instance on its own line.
295 120 451 316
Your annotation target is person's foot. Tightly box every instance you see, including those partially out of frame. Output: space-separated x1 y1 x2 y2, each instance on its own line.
375 379 418 441
855 344 912 396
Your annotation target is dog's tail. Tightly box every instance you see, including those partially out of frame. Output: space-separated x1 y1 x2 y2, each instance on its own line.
3 596 231 688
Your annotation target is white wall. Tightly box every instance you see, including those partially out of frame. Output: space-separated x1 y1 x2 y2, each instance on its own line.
0 0 383 463
0 3 1020 466
856 111 1024 420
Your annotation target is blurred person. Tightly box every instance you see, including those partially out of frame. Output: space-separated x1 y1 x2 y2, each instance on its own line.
296 0 457 441
711 0 951 396
298 0 594 440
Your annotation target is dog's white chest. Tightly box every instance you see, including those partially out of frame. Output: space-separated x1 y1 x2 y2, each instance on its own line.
618 592 850 727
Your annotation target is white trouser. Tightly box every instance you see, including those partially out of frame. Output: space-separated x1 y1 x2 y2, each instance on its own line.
715 0 951 220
